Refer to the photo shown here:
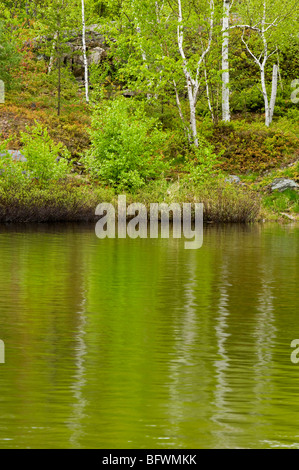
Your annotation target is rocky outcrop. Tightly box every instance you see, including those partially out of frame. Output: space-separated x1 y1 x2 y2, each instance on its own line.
63 25 110 82
270 178 299 192
33 25 111 83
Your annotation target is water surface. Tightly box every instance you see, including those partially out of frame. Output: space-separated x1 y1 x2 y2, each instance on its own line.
0 223 298 449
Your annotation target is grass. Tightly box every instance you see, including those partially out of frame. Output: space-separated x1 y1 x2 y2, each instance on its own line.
262 189 299 218
0 178 262 224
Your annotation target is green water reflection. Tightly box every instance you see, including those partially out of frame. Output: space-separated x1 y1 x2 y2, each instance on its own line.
0 223 298 448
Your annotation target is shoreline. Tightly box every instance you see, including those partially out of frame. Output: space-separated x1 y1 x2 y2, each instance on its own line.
0 172 298 224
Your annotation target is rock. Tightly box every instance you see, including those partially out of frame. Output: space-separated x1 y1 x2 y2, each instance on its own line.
281 212 298 221
122 89 138 97
89 46 107 65
270 178 299 192
0 150 27 162
31 25 111 82
225 175 241 184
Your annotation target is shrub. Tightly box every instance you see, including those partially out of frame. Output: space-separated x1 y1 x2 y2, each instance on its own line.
84 98 170 191
20 122 71 182
0 141 27 185
183 136 222 183
231 86 264 113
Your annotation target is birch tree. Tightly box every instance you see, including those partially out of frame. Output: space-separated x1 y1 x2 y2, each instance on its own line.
234 0 297 126
177 0 214 146
222 0 231 121
48 31 58 74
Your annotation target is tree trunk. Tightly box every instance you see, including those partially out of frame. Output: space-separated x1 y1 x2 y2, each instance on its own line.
81 0 89 103
269 64 278 124
189 95 198 147
204 65 214 123
222 0 230 122
260 67 270 126
48 32 58 74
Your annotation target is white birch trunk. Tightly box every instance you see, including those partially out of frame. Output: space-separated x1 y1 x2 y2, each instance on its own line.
81 0 89 103
204 62 214 122
222 0 230 121
48 31 58 74
173 80 191 144
269 64 278 124
177 0 214 147
189 97 198 147
261 66 272 126
240 1 279 127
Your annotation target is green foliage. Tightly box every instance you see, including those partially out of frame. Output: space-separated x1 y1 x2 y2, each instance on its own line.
285 107 299 124
211 120 299 173
183 136 222 183
231 86 264 113
0 140 26 184
0 21 21 89
20 122 70 181
263 189 299 215
84 97 170 191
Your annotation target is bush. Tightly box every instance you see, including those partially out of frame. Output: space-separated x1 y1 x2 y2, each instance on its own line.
0 141 27 185
231 86 264 113
84 98 170 191
19 122 71 182
183 136 222 183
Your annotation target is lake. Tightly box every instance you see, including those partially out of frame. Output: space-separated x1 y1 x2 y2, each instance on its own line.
0 223 298 449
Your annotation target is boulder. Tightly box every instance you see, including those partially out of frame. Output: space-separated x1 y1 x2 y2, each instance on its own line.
0 150 27 162
270 178 299 192
32 25 111 82
225 175 241 184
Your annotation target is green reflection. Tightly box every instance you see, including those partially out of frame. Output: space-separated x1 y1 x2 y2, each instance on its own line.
0 223 298 448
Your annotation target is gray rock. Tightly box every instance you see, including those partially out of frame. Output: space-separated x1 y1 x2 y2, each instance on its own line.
225 175 241 184
0 150 27 162
32 25 111 82
89 46 107 65
122 89 138 97
270 178 299 192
